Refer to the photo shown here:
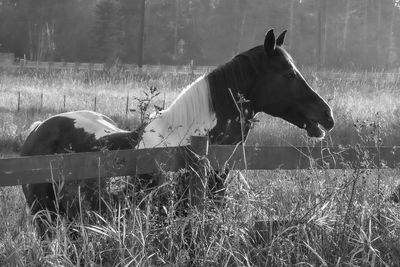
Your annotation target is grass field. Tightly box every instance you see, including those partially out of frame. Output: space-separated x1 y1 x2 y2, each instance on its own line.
1 69 400 265
1 68 400 151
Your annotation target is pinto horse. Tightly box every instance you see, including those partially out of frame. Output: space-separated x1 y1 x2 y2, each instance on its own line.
22 29 334 235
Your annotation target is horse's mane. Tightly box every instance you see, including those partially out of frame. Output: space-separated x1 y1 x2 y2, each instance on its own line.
25 121 42 139
207 46 263 96
159 45 265 134
139 45 280 147
161 45 269 128
204 46 265 121
157 76 216 138
277 46 295 65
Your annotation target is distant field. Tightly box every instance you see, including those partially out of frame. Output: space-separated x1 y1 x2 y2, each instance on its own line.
1 68 400 153
1 69 400 265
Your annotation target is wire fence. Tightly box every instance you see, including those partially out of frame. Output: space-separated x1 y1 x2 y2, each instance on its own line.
0 60 215 75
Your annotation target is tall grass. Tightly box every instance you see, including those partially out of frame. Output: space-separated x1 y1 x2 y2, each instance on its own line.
1 152 400 265
1 69 400 265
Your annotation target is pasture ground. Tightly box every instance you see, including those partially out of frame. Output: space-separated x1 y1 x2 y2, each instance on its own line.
1 69 400 265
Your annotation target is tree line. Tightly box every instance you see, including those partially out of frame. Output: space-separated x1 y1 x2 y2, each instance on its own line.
0 0 399 69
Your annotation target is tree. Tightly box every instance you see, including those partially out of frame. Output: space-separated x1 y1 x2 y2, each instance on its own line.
317 0 327 68
288 0 297 51
1 0 400 68
0 0 28 57
53 0 96 62
119 0 141 63
92 0 124 64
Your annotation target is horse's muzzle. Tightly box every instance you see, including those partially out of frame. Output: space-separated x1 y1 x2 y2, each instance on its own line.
322 109 334 132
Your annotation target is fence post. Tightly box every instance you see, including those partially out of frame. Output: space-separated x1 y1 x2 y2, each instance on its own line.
189 136 209 211
190 59 194 77
17 91 21 112
88 63 93 83
125 95 129 121
40 92 43 111
93 96 97 112
74 62 79 72
63 95 66 110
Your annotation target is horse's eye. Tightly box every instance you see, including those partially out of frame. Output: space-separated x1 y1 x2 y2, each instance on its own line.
287 73 297 80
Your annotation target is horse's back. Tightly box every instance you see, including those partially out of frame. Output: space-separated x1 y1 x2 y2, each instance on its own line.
21 110 128 156
21 110 134 222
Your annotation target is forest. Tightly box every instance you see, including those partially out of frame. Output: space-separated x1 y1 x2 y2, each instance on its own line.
0 0 400 69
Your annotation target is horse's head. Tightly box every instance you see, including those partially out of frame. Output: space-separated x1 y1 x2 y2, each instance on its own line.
250 29 334 138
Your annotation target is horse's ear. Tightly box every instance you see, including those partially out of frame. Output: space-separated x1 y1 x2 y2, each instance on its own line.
264 29 276 55
276 30 287 46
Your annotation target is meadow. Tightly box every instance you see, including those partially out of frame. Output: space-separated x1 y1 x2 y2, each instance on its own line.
1 68 400 266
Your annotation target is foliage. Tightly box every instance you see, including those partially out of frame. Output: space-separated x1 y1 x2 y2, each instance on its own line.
1 0 400 68
93 0 124 64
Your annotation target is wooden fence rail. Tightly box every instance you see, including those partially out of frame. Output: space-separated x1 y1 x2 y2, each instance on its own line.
0 61 214 75
0 141 399 187
2 61 400 80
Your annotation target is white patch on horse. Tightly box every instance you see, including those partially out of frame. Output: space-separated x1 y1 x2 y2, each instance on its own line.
138 76 216 148
283 48 303 79
64 110 128 139
24 121 42 139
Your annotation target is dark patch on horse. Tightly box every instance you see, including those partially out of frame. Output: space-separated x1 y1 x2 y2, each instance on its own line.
97 131 139 150
21 114 139 238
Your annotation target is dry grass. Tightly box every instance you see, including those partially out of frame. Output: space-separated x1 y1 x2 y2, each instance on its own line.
1 69 400 265
1 163 400 265
2 68 400 151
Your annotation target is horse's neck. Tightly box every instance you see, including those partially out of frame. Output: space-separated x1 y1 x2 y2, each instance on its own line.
137 76 216 148
206 56 259 145
138 54 260 148
208 105 255 145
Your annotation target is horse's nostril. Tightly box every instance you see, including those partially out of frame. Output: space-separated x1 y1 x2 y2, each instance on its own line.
325 110 333 120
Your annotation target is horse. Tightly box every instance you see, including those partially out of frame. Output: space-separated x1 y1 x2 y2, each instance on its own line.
21 29 334 237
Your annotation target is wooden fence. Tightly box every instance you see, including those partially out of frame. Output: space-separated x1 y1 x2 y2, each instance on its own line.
1 60 400 80
12 91 130 116
1 136 399 208
0 136 398 188
0 60 214 75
